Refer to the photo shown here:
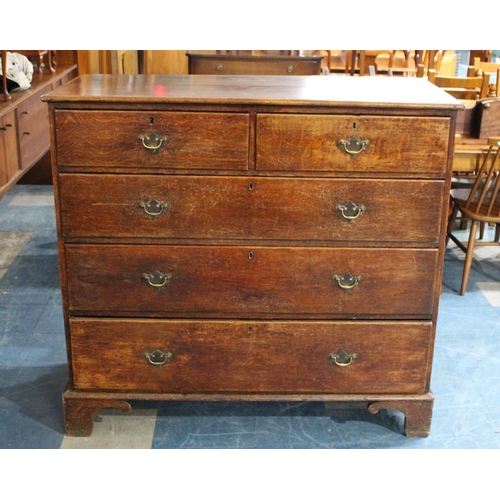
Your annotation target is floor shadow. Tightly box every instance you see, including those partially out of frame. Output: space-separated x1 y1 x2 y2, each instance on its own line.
136 399 404 435
0 364 69 435
0 254 60 289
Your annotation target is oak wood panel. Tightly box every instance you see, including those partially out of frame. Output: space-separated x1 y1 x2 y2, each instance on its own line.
55 110 249 170
69 319 433 394
59 174 445 245
256 114 450 174
65 245 438 317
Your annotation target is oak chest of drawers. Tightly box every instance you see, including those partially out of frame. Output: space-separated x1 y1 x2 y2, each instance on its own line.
43 74 460 437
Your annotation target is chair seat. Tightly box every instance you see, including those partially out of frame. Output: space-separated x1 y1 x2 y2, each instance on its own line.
451 179 500 221
452 195 500 222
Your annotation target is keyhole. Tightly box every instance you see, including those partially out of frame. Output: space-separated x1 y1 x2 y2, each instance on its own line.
352 121 357 130
248 326 253 333
248 252 253 260
149 117 154 125
248 182 254 191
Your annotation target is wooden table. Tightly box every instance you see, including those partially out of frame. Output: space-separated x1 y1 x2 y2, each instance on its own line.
454 137 490 173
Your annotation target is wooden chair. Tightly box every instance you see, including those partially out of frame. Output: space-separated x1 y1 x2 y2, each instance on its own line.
345 50 366 75
345 50 394 76
473 57 500 97
374 50 420 76
447 137 500 295
421 50 447 73
428 67 490 100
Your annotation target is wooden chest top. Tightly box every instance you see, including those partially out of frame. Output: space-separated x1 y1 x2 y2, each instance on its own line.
43 74 462 110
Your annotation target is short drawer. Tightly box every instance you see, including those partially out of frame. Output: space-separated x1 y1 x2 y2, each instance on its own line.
54 110 249 170
59 174 445 244
65 245 438 317
69 318 433 394
256 114 450 175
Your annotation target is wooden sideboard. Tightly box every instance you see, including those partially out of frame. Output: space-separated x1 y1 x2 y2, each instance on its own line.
43 74 460 438
187 52 323 75
0 63 77 199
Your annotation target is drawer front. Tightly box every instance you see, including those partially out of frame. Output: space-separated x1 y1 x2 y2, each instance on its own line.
17 84 51 169
55 110 249 170
65 245 438 317
256 114 450 174
69 319 433 394
190 58 321 76
59 174 445 244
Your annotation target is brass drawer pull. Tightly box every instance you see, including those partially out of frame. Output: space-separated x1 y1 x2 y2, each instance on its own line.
137 131 168 153
332 272 361 290
329 350 357 367
145 349 173 367
216 64 223 71
143 270 173 287
287 65 294 73
336 201 366 221
338 136 370 156
139 198 169 218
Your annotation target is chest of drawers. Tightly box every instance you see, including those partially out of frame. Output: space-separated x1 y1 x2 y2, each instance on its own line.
43 74 460 437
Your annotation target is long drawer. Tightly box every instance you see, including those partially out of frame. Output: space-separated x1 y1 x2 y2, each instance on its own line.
256 114 450 175
69 319 433 394
59 174 445 244
55 110 250 169
65 244 438 317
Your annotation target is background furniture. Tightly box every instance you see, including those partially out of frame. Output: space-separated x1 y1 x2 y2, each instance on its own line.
326 50 451 76
473 57 500 97
428 67 490 100
44 74 460 438
454 139 491 172
73 50 466 77
0 58 77 199
2 50 57 101
1 50 10 100
447 137 500 295
344 50 395 75
187 51 323 75
12 50 56 73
